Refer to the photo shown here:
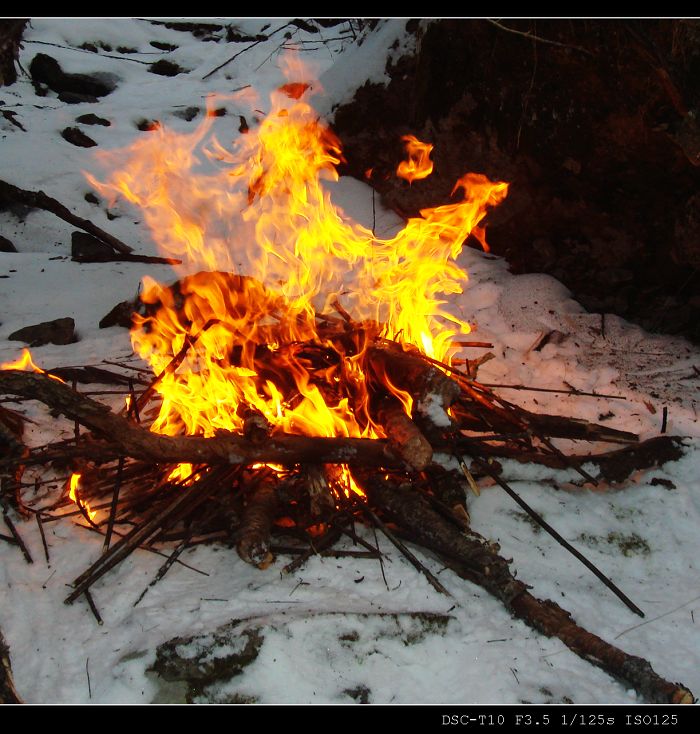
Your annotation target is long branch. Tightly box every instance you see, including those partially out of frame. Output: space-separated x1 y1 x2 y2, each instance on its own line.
361 476 694 705
0 179 133 255
0 370 397 466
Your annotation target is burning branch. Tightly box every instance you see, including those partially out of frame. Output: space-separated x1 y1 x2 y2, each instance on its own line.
236 474 279 568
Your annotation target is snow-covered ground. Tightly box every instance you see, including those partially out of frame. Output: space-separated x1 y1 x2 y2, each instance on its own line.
1 18 699 705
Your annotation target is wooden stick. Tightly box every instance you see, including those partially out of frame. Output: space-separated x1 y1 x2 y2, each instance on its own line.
74 521 209 576
134 318 221 412
65 474 217 604
479 383 626 400
36 512 50 564
72 253 181 265
0 628 21 704
282 523 344 575
103 457 124 552
133 533 193 607
2 509 32 564
127 381 140 423
84 589 103 625
464 453 644 617
0 178 133 254
456 435 684 484
0 370 399 467
330 298 353 323
339 523 387 556
363 505 451 597
376 399 433 471
236 476 278 568
451 340 494 348
367 343 462 408
304 465 335 517
240 406 271 444
364 476 693 704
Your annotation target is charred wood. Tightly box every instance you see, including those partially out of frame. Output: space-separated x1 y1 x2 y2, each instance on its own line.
236 476 278 568
0 371 399 467
376 398 433 471
367 343 461 411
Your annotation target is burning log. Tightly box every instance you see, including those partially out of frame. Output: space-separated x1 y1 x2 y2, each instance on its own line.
0 369 659 485
361 475 694 704
239 406 272 444
376 398 433 471
368 343 461 423
304 465 335 516
0 371 398 467
236 474 278 568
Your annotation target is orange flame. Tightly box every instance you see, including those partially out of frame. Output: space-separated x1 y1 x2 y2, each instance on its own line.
85 66 508 491
396 134 434 183
68 472 97 522
1 348 66 382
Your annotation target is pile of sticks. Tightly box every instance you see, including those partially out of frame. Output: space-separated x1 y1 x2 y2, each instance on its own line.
0 306 694 704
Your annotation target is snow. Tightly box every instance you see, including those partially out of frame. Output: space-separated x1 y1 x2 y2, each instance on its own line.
1 18 700 705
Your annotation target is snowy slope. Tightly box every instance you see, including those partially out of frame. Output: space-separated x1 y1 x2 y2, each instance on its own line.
1 18 699 705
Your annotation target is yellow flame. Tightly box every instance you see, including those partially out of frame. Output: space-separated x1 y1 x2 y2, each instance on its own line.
0 348 66 382
68 472 97 522
396 134 434 183
85 65 508 494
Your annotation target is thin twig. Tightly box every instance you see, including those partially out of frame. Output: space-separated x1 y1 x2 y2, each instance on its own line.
133 533 193 607
36 512 50 564
339 525 386 556
103 457 124 552
486 18 593 56
282 524 344 575
72 378 80 442
75 522 208 576
479 383 626 400
331 298 354 323
202 23 291 79
135 319 220 412
127 380 140 423
364 507 451 597
372 524 389 591
84 590 103 625
25 39 156 64
66 478 216 603
452 340 495 349
465 453 644 618
0 179 133 255
2 511 33 564
615 594 700 640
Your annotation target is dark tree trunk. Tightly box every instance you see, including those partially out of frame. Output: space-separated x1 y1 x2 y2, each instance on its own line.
0 20 28 86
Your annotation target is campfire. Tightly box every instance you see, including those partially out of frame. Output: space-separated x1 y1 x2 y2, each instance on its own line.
0 69 694 705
